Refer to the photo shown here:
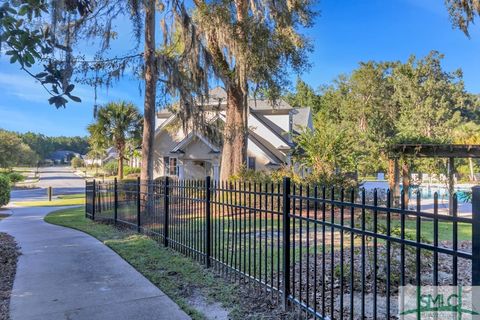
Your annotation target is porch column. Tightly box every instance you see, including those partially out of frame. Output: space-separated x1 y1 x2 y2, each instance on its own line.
178 159 185 180
213 161 220 182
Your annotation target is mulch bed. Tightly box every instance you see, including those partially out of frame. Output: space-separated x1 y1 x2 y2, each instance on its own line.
0 233 20 320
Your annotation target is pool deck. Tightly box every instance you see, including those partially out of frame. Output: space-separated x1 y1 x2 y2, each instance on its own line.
362 180 473 217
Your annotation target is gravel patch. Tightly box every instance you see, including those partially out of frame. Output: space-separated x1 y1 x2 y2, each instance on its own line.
289 240 472 319
0 233 20 320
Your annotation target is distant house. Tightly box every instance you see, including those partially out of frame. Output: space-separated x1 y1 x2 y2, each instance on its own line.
128 147 142 168
47 150 80 164
83 155 102 167
102 147 118 164
153 87 312 181
87 147 141 168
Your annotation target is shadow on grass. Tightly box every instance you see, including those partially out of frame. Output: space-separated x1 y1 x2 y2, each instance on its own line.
43 206 261 320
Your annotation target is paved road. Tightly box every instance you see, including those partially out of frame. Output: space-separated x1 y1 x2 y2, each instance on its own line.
2 169 190 320
11 166 85 201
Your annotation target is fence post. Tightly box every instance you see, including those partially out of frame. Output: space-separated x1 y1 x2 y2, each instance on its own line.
163 177 170 247
92 179 96 221
137 176 141 233
282 177 291 310
205 176 212 267
85 180 88 218
48 186 52 201
472 186 480 313
114 177 118 225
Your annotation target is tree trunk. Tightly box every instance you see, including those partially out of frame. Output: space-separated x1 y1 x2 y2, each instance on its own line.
218 0 249 181
118 154 124 180
220 84 248 181
140 0 156 185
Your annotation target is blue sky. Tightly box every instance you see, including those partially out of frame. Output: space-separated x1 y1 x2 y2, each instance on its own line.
1 0 479 137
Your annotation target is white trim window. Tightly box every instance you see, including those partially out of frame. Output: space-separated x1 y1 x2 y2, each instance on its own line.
163 157 178 176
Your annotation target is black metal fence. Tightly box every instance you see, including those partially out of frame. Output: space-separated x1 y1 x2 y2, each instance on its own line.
85 177 480 319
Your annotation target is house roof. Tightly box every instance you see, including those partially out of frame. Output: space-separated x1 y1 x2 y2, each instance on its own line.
291 107 312 131
208 86 227 100
248 130 286 164
156 88 312 128
48 150 80 161
207 87 294 111
170 132 220 154
155 87 313 165
250 111 293 147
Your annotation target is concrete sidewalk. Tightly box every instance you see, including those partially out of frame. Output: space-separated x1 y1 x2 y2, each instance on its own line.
0 206 190 320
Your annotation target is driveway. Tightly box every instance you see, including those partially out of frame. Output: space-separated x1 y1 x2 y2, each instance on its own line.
11 166 85 201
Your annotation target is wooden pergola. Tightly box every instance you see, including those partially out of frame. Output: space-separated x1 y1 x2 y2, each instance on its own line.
388 144 480 213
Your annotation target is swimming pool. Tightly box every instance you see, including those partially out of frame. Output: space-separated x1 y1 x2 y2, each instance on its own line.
410 185 472 203
362 181 473 203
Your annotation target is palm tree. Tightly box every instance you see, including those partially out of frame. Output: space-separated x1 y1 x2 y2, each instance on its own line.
86 141 106 175
88 102 142 180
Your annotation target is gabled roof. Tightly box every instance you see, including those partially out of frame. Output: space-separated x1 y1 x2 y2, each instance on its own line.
170 132 220 154
248 130 286 164
291 107 312 131
208 87 227 100
155 87 313 165
250 111 293 147
186 87 296 111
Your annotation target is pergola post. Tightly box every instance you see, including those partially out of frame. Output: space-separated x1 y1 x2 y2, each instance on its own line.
388 144 480 214
388 158 401 206
448 157 455 215
402 159 410 208
394 158 400 206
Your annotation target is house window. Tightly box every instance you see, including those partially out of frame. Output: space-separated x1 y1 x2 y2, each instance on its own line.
163 157 178 176
248 157 256 170
170 158 178 176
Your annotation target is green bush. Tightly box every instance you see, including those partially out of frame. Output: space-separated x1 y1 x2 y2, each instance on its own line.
6 172 25 184
71 157 85 169
103 161 118 176
124 166 140 176
0 175 11 207
230 165 357 190
103 162 140 177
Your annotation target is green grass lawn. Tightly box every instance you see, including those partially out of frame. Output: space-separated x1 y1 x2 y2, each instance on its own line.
57 193 84 200
14 193 85 207
44 206 262 320
43 205 472 319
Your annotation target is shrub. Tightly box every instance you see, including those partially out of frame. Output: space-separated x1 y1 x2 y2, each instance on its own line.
6 172 25 184
71 157 84 169
103 161 118 176
0 175 11 207
124 166 141 176
230 165 358 190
